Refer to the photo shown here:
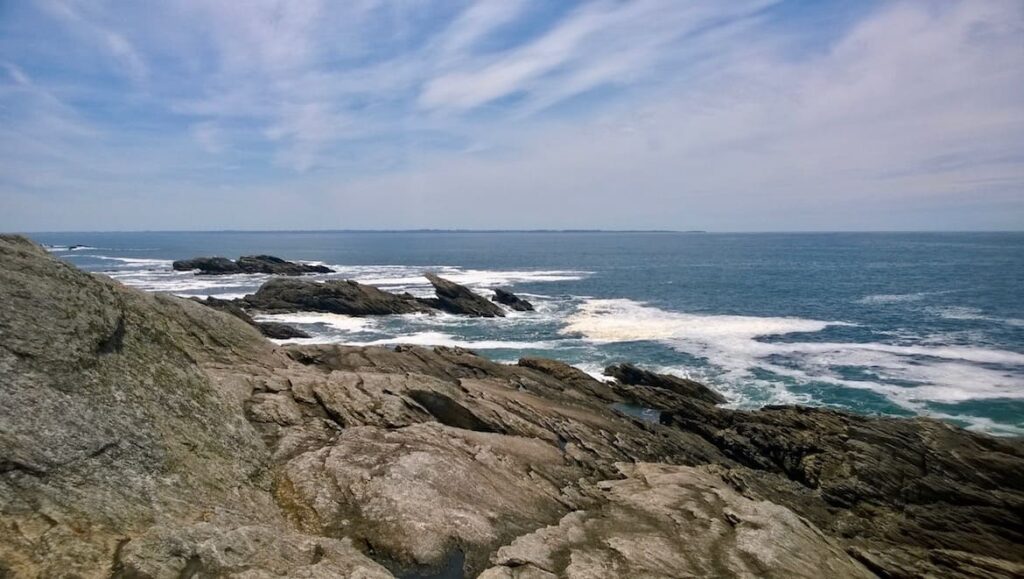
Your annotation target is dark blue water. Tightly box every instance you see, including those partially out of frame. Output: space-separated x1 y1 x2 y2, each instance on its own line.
31 231 1024 434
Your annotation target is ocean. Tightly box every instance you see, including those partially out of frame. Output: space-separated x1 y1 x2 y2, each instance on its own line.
30 231 1024 435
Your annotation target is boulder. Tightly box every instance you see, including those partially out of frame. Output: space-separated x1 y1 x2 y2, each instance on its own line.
242 277 432 316
492 288 534 311
424 273 506 317
605 362 726 405
172 255 331 275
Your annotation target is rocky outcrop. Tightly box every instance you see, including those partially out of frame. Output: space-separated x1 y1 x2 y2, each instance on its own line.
4 234 1023 579
661 401 1024 577
242 277 432 316
424 273 506 317
606 362 727 405
492 288 534 311
173 255 332 275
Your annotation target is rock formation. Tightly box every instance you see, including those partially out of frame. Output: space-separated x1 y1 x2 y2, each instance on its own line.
492 288 534 311
173 255 332 275
424 273 507 317
242 277 432 316
2 234 1022 579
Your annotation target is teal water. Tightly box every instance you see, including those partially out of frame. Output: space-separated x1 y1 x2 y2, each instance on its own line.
31 231 1024 435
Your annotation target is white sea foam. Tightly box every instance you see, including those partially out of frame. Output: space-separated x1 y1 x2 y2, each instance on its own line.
928 306 1024 327
855 290 953 304
563 298 1024 409
72 254 175 268
253 312 372 333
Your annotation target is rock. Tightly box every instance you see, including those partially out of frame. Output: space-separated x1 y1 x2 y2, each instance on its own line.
481 462 874 578
605 362 726 405
173 255 332 275
172 256 240 274
492 288 534 311
257 322 311 340
192 296 309 339
424 273 506 317
242 277 432 316
236 255 333 275
661 401 1024 577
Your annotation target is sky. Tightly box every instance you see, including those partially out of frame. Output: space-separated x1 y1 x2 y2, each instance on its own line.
1 0 1022 232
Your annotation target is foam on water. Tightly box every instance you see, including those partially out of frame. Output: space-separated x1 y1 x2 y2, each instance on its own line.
563 298 1024 419
253 312 372 333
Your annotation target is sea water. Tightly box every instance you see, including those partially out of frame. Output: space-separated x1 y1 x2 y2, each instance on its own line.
31 231 1024 435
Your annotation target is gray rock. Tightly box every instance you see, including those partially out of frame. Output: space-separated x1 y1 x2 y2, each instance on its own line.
173 255 331 275
242 277 432 316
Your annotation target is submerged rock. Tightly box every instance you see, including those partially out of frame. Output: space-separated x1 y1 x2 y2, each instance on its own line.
173 254 331 275
242 277 432 316
425 273 506 317
492 288 534 311
4 234 1023 579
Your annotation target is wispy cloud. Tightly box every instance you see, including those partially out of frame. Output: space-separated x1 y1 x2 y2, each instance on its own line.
0 0 1022 230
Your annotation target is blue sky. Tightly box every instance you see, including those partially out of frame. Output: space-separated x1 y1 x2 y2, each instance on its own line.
1 0 1022 231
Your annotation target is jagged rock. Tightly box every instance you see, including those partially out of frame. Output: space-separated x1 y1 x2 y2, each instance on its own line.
661 401 1024 577
492 288 534 311
605 362 727 405
173 255 331 275
242 277 431 316
480 462 874 578
424 273 506 317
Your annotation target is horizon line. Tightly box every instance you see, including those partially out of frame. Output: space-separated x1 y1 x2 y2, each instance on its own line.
12 228 1024 235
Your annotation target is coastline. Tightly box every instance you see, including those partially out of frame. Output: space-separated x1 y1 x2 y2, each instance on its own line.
2 234 1022 577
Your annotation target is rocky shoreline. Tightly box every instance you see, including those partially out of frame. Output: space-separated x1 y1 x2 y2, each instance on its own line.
1 234 1022 578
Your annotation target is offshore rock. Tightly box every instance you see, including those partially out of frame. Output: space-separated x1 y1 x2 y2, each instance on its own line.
242 277 432 316
492 288 534 311
425 273 506 317
173 254 332 275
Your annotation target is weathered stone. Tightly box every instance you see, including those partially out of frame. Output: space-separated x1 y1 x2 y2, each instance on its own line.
482 463 874 579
